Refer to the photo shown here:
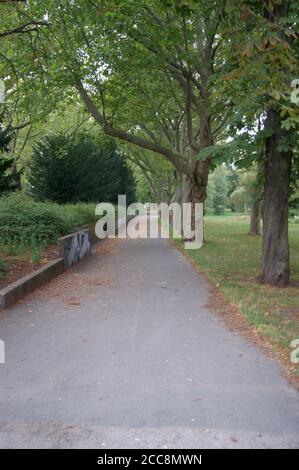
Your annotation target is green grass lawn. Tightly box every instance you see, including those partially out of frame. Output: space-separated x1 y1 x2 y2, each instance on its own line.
176 214 299 376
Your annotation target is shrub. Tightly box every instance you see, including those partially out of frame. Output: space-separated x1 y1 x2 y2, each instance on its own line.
0 124 15 195
0 258 7 279
0 193 97 248
27 134 136 204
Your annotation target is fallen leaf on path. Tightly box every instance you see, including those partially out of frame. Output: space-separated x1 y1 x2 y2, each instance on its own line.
65 297 81 306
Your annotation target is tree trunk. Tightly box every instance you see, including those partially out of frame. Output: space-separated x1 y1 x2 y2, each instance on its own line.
259 108 292 287
174 159 210 205
173 159 210 241
249 161 263 236
249 198 261 236
11 163 22 191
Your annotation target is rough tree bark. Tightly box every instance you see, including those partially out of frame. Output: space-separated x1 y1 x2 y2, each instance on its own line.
249 198 261 236
249 161 263 236
11 163 22 191
175 159 210 204
259 108 292 286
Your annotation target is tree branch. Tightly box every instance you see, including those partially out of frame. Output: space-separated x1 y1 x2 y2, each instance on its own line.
75 79 189 174
185 76 201 152
0 21 49 39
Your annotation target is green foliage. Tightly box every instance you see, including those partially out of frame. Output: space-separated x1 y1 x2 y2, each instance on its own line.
0 155 15 194
27 134 136 204
30 244 43 264
228 170 257 213
0 258 8 280
0 193 97 248
0 124 15 194
0 124 12 152
1 0 234 181
206 166 229 215
206 165 261 214
129 149 175 203
196 130 265 170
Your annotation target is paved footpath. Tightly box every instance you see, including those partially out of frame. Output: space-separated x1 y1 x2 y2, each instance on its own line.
0 219 298 448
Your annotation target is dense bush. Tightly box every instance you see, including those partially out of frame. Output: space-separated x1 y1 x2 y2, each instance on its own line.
0 156 15 194
0 257 7 279
0 193 98 248
0 123 15 195
27 134 136 204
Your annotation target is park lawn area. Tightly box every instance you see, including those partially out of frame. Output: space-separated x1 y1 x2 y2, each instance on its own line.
176 215 299 377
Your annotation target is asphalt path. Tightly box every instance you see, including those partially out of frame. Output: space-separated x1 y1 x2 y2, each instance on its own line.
0 217 298 448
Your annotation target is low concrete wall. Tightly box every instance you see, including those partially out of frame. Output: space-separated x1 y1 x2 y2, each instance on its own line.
0 227 92 310
0 219 135 310
58 229 92 269
81 223 97 243
0 258 65 310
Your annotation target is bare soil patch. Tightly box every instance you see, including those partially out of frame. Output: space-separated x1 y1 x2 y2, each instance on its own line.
0 245 59 290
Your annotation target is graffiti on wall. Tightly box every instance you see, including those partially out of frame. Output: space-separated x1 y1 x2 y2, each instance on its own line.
62 230 91 269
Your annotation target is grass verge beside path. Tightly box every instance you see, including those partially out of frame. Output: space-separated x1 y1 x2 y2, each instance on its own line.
175 215 299 380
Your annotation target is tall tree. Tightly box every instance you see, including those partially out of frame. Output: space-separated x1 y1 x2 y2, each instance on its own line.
7 0 231 206
220 0 299 285
259 1 297 286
